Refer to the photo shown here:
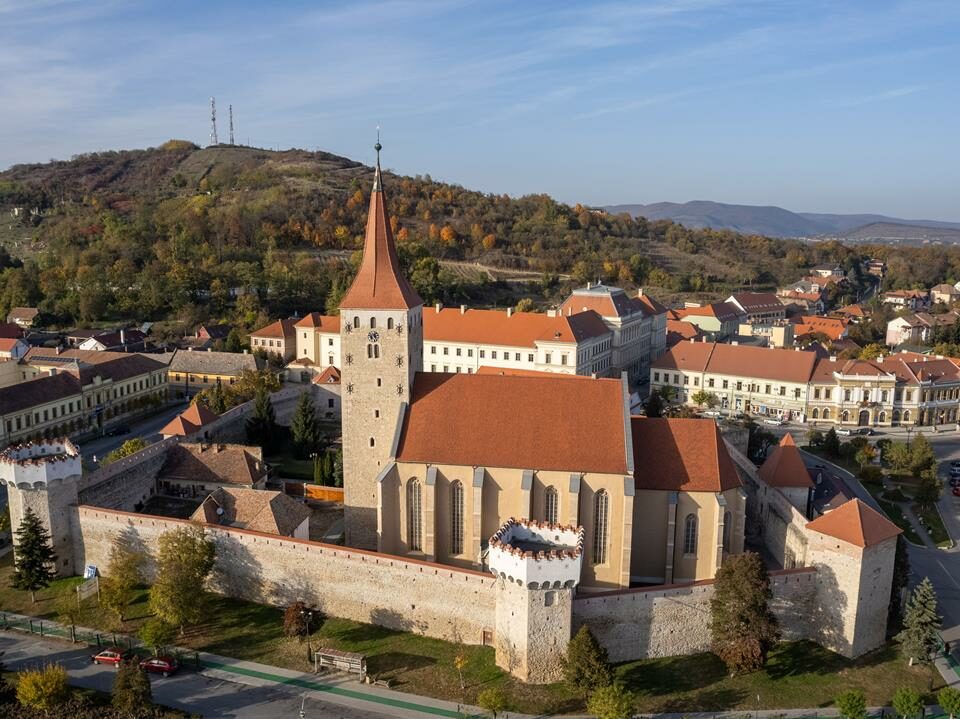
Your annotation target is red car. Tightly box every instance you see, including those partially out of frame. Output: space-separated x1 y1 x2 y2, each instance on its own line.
91 648 132 666
953 485 960 497
139 656 180 677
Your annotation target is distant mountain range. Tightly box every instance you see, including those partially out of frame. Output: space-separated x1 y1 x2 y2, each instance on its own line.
603 200 960 242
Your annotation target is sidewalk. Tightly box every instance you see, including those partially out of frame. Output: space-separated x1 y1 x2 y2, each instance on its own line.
0 611 485 719
2 610 958 718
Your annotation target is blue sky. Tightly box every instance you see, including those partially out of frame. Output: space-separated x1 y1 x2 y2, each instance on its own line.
1 0 958 219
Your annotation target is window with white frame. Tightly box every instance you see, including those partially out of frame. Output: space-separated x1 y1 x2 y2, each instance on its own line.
593 490 609 564
683 513 697 555
407 479 422 551
450 481 464 555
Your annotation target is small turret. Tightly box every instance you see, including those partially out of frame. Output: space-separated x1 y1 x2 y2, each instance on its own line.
487 518 584 683
0 439 82 575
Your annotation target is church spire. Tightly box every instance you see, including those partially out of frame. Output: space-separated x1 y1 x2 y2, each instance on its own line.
338 138 422 310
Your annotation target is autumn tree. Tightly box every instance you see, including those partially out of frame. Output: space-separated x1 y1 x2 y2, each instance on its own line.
16 663 69 711
11 507 57 602
587 684 634 719
710 551 780 674
139 618 176 656
835 689 867 719
100 535 145 624
477 686 508 718
149 525 216 635
102 437 148 466
112 658 153 714
940 687 960 719
514 297 535 313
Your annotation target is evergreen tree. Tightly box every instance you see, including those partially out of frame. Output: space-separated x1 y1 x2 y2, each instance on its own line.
11 508 57 602
823 426 841 457
710 551 781 674
245 384 277 451
888 536 910 629
290 392 321 459
644 390 664 418
562 625 613 695
896 577 941 664
209 379 228 414
224 328 245 353
322 452 334 485
112 658 153 714
332 449 343 487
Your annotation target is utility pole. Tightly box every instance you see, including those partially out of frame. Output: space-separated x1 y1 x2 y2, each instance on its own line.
229 104 234 145
209 97 218 146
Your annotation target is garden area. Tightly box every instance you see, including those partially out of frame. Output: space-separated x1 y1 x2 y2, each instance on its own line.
805 427 952 548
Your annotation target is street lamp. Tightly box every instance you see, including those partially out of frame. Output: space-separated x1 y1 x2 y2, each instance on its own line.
300 607 315 661
906 425 913 448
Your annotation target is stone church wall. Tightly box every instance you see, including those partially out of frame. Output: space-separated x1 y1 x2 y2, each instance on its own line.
572 567 818 663
73 506 497 645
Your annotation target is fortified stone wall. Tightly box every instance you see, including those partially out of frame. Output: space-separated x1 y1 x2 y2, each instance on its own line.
73 506 497 645
572 568 818 663
78 438 174 511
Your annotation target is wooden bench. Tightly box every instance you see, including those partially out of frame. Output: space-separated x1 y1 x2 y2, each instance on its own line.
313 647 366 680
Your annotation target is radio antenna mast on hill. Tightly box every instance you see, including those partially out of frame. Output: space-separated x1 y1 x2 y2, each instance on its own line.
229 105 235 145
209 97 218 146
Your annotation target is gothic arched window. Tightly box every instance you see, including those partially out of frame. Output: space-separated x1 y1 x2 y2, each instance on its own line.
593 490 609 565
544 486 558 525
683 513 698 555
408 479 422 552
722 511 731 552
450 481 464 555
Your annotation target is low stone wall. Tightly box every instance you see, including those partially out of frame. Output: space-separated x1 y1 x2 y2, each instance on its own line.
572 567 817 663
73 506 497 645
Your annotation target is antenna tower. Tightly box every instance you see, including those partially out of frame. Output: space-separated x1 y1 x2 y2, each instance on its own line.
229 105 235 145
209 97 218 146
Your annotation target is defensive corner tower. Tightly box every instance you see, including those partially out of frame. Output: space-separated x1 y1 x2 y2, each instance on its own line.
487 518 584 683
339 140 424 550
0 439 82 576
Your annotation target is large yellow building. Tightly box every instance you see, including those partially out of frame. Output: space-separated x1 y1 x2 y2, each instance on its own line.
339 147 745 589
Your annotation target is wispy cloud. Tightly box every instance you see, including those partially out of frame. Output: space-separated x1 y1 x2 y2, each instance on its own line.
836 84 928 108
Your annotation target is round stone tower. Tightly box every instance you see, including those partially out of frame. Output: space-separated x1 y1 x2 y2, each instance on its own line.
487 518 584 683
0 439 82 576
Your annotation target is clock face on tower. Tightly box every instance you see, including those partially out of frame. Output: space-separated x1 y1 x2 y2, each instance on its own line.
367 330 380 343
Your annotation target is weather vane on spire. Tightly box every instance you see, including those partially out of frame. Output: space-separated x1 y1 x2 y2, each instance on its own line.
375 124 382 155
373 124 383 192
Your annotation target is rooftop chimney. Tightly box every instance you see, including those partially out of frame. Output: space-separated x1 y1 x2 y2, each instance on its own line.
435 303 442 313
120 328 126 346
507 308 513 318
637 288 644 297
460 305 466 315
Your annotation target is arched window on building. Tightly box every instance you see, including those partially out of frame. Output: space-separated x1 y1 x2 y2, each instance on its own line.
841 410 850 423
544 486 559 525
722 511 732 553
903 410 911 423
407 479 422 552
353 316 360 329
370 317 376 329
879 411 887 423
593 490 609 565
387 317 394 330
822 407 831 420
367 344 380 359
450 481 464 555
811 408 819 419
683 513 698 555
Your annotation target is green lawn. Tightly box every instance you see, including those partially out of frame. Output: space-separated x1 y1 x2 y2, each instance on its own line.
913 503 953 548
0 555 942 713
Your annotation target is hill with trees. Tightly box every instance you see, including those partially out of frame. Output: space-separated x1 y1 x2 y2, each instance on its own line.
1 142 958 336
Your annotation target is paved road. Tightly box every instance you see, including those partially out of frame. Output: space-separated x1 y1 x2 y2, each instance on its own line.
78 403 188 463
0 632 394 719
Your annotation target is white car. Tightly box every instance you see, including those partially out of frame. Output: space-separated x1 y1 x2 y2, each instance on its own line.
763 418 785 426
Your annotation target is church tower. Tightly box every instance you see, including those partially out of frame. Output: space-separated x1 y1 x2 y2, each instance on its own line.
339 141 423 550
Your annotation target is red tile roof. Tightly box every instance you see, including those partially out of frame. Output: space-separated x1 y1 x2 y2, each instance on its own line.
160 403 220 437
759 434 813 489
294 313 340 331
654 342 819 383
313 366 341 384
423 307 610 348
672 302 743 323
666 320 702 347
630 417 741 492
250 318 297 339
396 372 630 474
730 292 783 313
560 285 666 319
792 316 849 341
806 498 901 548
339 162 422 310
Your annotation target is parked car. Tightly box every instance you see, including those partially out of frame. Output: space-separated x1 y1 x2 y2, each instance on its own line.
954 485 960 497
838 427 871 436
949 465 960 477
949 476 960 487
950 460 960 468
139 656 180 677
763 418 785 426
91 648 132 666
703 410 722 417
105 425 131 436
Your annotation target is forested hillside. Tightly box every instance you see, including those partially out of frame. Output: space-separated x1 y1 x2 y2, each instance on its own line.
1 142 957 335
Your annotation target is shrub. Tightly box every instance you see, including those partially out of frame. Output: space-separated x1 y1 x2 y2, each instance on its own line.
477 686 508 718
835 689 867 719
112 658 153 714
892 686 922 718
587 684 634 719
16 663 69 711
859 465 883 483
283 601 310 639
